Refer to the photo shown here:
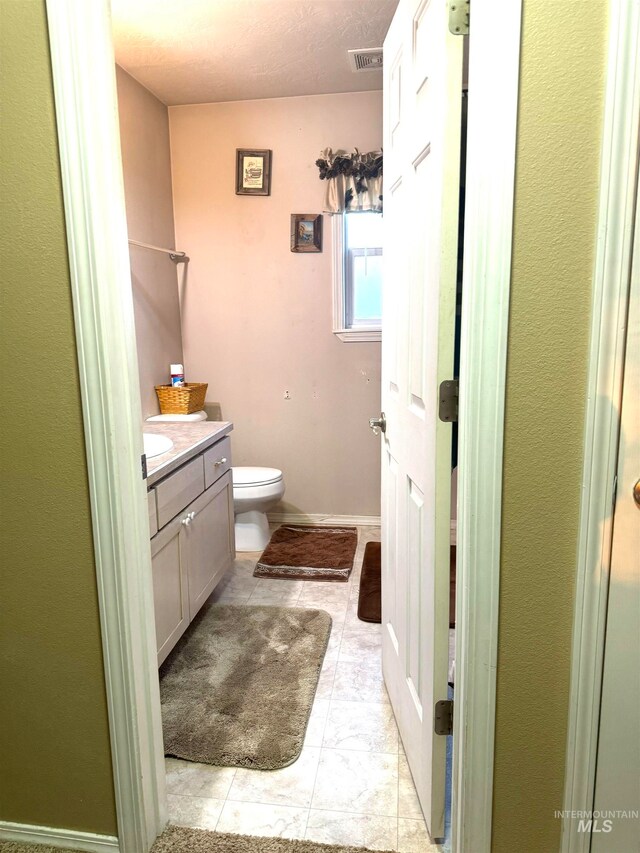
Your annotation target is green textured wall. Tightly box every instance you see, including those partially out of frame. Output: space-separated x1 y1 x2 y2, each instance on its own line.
492 1 608 850
0 0 117 835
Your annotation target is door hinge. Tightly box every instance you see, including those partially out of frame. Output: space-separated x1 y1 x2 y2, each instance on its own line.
439 379 459 423
141 453 148 480
435 699 454 735
449 1 469 35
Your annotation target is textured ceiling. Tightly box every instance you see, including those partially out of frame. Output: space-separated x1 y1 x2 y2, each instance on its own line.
111 0 398 106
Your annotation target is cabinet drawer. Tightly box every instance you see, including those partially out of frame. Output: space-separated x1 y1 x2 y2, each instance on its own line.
204 436 232 489
156 456 205 529
147 489 158 538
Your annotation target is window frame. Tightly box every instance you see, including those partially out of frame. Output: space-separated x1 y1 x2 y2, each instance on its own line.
331 213 382 342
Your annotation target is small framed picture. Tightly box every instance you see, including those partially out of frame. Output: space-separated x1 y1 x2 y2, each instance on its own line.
236 149 272 196
291 214 323 253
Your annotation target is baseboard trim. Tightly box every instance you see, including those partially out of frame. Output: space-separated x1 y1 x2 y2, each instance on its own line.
267 512 381 527
0 821 119 852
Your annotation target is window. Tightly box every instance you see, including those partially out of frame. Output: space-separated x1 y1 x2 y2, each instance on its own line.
332 212 383 341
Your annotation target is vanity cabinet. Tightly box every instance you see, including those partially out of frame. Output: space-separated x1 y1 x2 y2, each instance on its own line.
148 433 235 665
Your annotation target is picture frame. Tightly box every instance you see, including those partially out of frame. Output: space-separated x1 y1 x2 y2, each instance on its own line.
236 149 272 196
290 213 323 253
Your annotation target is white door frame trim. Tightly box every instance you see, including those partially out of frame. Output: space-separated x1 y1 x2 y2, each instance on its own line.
45 2 167 851
45 2 523 851
451 5 522 852
0 822 118 853
561 4 640 851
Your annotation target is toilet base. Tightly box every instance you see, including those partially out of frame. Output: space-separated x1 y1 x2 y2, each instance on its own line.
234 509 271 552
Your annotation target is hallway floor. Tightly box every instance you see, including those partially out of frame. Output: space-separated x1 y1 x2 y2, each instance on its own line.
164 526 441 852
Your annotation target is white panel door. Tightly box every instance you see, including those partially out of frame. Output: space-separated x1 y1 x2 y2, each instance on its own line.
591 208 640 853
381 0 462 839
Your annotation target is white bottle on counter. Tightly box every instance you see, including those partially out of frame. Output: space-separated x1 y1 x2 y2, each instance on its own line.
170 363 185 387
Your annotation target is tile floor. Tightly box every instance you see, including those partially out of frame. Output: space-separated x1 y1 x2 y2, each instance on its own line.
165 526 443 852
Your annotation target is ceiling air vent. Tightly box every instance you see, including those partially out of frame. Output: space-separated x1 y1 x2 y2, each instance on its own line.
348 48 383 72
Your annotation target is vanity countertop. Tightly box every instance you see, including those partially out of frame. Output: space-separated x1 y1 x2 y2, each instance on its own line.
144 421 233 486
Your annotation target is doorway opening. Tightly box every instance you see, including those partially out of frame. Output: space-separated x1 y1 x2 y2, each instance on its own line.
44 0 523 850
111 0 469 845
110 0 446 849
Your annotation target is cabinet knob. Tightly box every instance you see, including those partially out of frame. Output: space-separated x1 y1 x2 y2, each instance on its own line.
182 516 191 527
214 457 228 467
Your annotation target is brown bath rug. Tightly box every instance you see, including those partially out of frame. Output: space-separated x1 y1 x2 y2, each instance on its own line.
357 541 382 623
160 603 331 770
254 524 358 582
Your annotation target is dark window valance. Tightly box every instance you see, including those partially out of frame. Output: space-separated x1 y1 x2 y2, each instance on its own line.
316 148 383 214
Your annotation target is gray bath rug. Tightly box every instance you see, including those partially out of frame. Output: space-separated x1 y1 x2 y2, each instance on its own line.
0 827 394 853
159 603 331 770
151 826 396 852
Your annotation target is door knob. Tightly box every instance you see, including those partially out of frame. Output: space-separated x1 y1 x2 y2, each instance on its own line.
634 479 640 509
369 413 386 435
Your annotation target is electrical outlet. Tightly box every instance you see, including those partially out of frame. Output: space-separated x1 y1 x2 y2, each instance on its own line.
284 390 291 400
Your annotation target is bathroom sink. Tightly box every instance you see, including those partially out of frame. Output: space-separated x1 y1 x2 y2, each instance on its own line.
143 433 174 459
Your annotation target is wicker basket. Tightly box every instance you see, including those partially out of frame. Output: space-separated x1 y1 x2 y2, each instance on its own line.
155 382 208 415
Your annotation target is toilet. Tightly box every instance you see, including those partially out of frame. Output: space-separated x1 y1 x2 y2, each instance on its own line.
232 466 285 552
145 410 284 552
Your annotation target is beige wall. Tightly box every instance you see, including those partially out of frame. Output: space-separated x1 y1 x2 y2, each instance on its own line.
492 1 608 850
0 0 117 835
169 92 382 517
116 66 183 418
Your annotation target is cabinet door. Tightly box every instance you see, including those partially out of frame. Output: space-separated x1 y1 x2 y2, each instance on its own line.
186 470 235 620
150 513 190 666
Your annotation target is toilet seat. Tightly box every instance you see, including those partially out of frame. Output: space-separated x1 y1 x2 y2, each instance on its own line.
233 466 283 488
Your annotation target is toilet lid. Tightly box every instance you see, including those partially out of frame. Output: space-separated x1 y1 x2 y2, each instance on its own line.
232 466 283 487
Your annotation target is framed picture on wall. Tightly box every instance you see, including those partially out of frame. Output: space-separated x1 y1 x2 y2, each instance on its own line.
291 213 323 253
236 149 272 196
